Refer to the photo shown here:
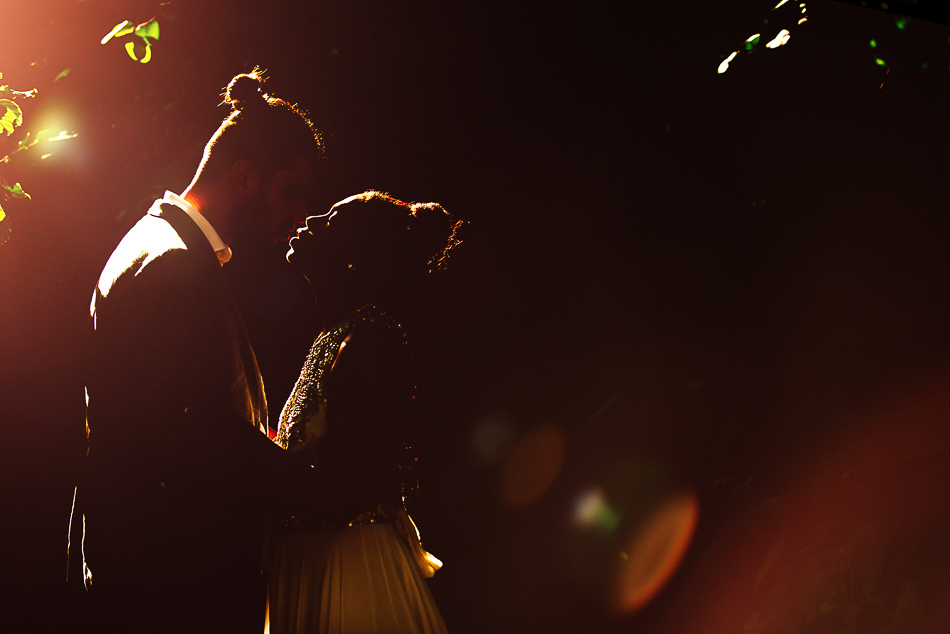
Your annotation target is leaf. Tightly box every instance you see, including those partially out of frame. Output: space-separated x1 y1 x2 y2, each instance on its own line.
101 20 134 45
134 18 160 42
0 98 24 128
2 181 30 200
53 68 71 82
16 129 50 151
125 41 152 63
0 109 16 135
48 130 78 142
0 210 9 247
0 86 38 98
46 130 79 142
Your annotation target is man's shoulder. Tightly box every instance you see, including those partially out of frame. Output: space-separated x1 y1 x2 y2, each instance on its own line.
97 212 205 299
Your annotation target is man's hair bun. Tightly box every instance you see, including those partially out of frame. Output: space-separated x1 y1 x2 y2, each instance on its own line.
225 71 267 111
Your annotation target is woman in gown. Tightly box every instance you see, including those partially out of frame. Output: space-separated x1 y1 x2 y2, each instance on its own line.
265 191 460 634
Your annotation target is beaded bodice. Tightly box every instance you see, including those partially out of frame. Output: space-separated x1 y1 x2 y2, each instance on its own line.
276 304 409 450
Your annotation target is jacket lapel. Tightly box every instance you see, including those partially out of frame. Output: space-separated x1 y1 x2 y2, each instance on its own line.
152 202 221 275
152 201 269 432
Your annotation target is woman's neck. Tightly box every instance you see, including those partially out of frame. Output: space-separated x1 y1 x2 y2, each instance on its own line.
316 291 370 335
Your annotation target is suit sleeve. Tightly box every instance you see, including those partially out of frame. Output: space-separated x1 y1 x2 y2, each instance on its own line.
88 247 286 504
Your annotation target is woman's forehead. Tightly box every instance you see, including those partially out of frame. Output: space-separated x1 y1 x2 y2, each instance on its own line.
334 193 367 209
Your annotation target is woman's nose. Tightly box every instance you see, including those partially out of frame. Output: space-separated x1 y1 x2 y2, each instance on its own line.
305 216 328 232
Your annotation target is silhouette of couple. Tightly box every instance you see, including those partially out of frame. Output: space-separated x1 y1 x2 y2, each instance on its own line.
71 70 456 633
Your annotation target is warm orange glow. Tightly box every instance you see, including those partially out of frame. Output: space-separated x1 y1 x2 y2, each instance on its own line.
671 376 950 633
499 425 566 508
613 490 698 614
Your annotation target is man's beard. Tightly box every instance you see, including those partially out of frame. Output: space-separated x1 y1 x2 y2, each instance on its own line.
228 198 276 256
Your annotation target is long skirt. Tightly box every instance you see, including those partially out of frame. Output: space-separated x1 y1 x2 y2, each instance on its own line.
265 523 447 634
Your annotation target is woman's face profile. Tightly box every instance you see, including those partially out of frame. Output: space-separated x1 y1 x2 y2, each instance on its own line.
286 196 360 279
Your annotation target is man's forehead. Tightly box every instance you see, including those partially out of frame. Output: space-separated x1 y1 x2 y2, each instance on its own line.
272 156 314 190
290 155 314 182
335 193 365 208
295 154 314 173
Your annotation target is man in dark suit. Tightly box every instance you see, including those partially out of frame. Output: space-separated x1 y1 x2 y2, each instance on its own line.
72 70 322 632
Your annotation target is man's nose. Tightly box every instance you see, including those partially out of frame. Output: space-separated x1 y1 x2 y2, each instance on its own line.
290 201 308 225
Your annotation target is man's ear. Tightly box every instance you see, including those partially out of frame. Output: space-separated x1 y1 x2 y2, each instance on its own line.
231 160 260 199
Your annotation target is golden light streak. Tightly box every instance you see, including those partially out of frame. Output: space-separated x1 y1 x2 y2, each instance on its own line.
766 29 791 48
101 20 133 45
718 51 738 74
48 130 78 142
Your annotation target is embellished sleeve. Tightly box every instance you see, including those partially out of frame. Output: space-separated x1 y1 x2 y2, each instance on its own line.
278 307 415 525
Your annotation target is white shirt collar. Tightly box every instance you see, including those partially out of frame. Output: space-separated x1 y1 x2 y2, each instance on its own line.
161 190 231 264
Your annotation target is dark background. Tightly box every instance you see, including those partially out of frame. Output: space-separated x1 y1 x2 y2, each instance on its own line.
2 1 950 631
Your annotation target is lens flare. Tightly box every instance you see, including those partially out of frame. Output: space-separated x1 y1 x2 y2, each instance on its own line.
469 415 516 468
499 425 566 508
613 490 699 614
575 487 622 533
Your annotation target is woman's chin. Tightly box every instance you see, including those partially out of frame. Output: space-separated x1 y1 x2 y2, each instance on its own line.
286 250 320 283
286 237 307 264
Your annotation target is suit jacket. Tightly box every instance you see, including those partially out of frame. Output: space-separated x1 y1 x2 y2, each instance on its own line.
79 200 279 630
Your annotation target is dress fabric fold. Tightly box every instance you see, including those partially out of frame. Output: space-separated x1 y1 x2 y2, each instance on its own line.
265 305 447 634
265 523 447 634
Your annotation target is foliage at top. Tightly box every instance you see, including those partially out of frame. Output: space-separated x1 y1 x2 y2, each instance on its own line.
101 17 160 63
0 73 37 244
0 72 78 247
